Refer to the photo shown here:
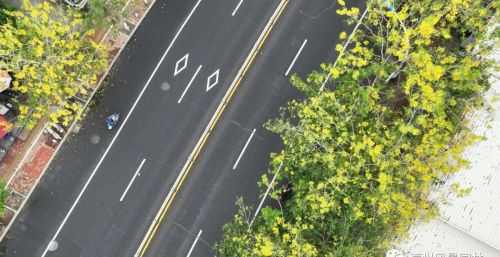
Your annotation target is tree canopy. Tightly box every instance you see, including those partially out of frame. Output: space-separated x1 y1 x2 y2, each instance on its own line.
216 0 497 256
0 0 16 25
82 0 126 31
0 0 106 128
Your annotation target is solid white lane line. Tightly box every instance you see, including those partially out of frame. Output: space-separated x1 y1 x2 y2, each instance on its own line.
232 129 256 170
120 159 147 202
178 65 203 104
285 39 307 76
250 162 283 227
186 230 203 257
41 0 203 256
231 0 244 16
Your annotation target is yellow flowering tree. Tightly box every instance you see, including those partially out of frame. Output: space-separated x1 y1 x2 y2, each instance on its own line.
0 0 106 128
216 0 497 256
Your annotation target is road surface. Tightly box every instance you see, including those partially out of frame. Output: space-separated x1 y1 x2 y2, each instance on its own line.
140 0 361 256
0 0 361 256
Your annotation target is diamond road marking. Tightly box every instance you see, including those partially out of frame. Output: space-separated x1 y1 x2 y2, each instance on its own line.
174 53 189 76
206 69 219 92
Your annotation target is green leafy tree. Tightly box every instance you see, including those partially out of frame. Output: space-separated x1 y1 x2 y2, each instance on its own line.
0 0 16 25
216 0 497 256
0 0 107 128
0 181 5 215
83 0 126 31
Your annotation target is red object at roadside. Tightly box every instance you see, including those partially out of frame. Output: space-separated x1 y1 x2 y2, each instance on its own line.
0 115 13 139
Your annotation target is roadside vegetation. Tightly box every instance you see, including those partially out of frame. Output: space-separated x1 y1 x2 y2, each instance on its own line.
0 0 108 214
0 181 5 215
0 0 16 25
0 0 106 129
0 0 144 226
216 0 498 256
82 0 127 31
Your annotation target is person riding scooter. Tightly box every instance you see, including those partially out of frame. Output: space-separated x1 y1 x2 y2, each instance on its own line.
106 113 120 130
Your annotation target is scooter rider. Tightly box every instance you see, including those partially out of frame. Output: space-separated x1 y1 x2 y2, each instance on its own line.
106 113 120 130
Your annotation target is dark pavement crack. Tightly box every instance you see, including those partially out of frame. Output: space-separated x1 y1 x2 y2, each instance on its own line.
111 225 126 236
197 236 212 250
299 2 337 20
228 119 253 133
173 222 211 249
173 221 191 234
227 119 270 146
254 133 271 146
242 15 258 27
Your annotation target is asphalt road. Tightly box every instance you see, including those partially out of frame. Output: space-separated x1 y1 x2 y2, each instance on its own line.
0 0 361 256
138 0 361 256
1 0 280 256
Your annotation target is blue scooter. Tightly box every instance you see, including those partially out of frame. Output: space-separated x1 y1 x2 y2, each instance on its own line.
106 113 120 130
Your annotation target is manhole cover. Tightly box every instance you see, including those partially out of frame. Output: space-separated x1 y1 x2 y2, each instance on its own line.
161 82 170 92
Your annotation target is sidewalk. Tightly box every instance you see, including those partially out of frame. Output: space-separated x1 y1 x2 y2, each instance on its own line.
0 0 155 239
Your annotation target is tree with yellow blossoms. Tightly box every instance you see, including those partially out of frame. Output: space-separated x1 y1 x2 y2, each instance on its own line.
0 0 106 128
216 0 497 256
